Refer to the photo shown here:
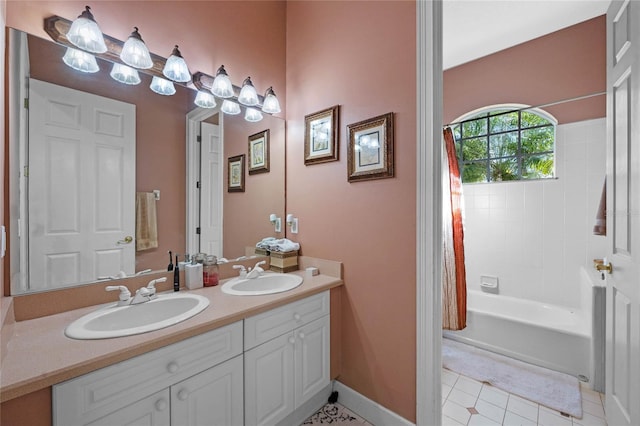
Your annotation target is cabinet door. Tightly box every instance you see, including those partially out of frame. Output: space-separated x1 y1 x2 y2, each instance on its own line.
171 355 243 426
245 332 295 426
294 315 330 409
87 389 170 426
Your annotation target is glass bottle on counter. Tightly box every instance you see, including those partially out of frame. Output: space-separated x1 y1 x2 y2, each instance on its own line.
203 255 219 287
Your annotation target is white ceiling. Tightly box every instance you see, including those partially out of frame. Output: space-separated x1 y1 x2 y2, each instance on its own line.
443 0 611 69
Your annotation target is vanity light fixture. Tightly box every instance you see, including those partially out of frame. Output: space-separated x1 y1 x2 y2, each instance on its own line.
62 47 99 73
244 107 263 122
211 65 234 98
150 76 176 95
194 91 217 109
238 77 259 106
120 27 153 69
66 6 107 54
269 214 282 233
286 214 299 234
261 87 281 114
162 45 191 83
110 63 141 85
221 99 241 115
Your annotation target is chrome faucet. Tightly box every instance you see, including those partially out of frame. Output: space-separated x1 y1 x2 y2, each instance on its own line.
246 260 267 279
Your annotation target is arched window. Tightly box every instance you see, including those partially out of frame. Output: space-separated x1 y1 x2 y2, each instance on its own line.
451 105 556 183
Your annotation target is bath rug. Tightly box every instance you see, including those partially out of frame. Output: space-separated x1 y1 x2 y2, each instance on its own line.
442 338 582 418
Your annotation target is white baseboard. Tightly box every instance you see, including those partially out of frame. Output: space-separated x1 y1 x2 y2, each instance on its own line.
333 380 415 426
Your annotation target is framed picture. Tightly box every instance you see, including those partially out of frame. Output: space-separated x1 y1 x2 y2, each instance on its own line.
227 154 245 192
347 112 394 182
248 129 270 175
304 105 340 165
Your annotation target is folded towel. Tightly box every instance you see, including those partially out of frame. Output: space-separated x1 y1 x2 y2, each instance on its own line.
268 238 300 253
256 237 277 249
136 192 158 251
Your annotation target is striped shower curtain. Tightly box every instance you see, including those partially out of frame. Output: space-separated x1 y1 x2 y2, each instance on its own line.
442 127 467 330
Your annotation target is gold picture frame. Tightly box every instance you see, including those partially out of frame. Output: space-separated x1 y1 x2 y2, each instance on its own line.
248 129 270 175
347 112 394 182
304 105 340 165
227 154 245 192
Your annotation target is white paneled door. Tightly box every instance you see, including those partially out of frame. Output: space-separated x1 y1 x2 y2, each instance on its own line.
605 1 640 425
28 79 135 290
199 121 223 258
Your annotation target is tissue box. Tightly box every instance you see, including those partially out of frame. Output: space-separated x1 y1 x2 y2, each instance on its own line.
270 250 298 273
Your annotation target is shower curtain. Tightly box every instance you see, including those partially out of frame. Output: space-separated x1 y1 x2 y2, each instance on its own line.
442 127 467 330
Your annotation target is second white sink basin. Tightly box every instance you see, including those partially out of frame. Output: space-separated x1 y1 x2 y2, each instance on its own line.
221 273 303 296
65 293 210 340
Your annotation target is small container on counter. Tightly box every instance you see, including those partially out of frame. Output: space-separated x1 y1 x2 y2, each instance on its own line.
203 255 219 287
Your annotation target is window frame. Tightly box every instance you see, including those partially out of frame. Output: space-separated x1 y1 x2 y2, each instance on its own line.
451 104 557 183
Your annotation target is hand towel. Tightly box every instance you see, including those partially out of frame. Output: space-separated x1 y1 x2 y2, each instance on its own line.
136 192 158 251
267 238 300 253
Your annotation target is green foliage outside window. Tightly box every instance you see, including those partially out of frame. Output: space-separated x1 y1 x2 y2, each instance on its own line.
452 109 555 183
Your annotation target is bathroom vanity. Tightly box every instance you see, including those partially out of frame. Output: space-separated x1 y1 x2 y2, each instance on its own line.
1 260 342 426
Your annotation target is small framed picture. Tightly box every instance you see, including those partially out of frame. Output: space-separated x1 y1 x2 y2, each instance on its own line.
227 154 245 192
248 129 270 175
304 105 340 165
347 112 394 182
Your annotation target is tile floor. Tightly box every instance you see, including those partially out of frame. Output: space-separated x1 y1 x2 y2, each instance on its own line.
302 402 373 425
442 368 608 426
302 370 608 426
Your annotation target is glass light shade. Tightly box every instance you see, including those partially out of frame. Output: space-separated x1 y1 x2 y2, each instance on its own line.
66 6 107 54
62 48 99 73
211 65 234 98
150 76 176 96
162 45 191 83
221 100 241 115
244 107 263 122
120 27 153 69
194 91 217 108
261 87 281 114
238 77 259 106
110 63 141 85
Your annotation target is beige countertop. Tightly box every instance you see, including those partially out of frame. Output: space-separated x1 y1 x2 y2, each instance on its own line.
0 271 342 403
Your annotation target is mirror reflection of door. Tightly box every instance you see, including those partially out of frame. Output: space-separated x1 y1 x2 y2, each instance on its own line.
199 121 223 257
28 79 136 291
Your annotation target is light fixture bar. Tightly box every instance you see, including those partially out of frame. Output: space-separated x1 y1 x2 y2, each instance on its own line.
44 15 190 88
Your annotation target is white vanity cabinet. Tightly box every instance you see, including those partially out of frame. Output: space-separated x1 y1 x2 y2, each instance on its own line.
244 291 330 426
53 321 243 426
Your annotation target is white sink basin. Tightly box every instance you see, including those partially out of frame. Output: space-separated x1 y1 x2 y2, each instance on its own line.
65 293 210 340
221 273 303 296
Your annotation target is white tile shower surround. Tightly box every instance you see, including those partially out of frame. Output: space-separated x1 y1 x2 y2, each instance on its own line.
441 368 608 426
462 118 607 309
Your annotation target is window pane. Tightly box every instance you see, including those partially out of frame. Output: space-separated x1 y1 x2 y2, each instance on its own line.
452 125 462 140
521 111 549 128
462 118 487 138
462 137 487 161
489 131 517 158
462 161 487 183
521 126 554 153
489 111 518 133
522 153 554 179
490 158 518 181
455 139 461 158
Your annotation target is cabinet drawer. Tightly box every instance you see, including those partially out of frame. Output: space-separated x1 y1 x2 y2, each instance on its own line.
53 321 242 425
244 291 329 350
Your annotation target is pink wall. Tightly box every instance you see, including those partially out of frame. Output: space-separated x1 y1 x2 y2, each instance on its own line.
286 1 417 421
5 1 286 288
444 16 606 125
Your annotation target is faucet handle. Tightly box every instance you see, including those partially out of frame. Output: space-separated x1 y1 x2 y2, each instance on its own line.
233 264 247 278
253 260 266 270
105 285 131 302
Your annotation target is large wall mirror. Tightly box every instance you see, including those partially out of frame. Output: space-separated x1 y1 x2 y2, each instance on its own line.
7 28 285 295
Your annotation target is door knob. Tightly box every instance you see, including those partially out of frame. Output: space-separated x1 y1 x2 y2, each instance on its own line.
117 236 133 244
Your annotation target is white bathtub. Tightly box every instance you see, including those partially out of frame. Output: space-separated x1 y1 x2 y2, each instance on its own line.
443 267 604 386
